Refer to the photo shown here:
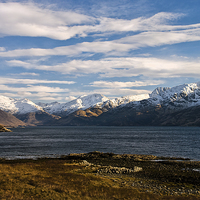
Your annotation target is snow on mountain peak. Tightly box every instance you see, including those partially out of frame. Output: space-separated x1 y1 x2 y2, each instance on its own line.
149 82 200 106
1 82 200 116
150 82 200 98
41 93 110 115
150 87 171 98
0 95 43 114
109 94 150 107
122 94 150 102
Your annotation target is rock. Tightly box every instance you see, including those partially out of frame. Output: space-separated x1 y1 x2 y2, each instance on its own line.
80 160 92 166
133 166 143 172
0 124 12 132
97 166 142 174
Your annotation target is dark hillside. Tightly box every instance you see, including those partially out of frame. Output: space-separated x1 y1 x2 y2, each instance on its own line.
0 109 26 127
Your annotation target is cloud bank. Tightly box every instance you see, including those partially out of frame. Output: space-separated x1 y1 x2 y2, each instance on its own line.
7 57 200 78
1 1 200 102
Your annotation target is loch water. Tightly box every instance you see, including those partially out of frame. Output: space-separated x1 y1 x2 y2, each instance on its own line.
0 126 199 160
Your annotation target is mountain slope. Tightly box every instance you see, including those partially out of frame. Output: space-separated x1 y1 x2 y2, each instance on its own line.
155 105 200 126
14 111 61 126
0 109 26 127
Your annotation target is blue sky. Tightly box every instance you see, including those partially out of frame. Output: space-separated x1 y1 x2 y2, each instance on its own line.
0 0 200 102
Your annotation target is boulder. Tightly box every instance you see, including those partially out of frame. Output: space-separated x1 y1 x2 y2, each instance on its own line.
97 166 142 174
0 124 12 132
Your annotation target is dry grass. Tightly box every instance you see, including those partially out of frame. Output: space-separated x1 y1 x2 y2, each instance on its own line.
0 159 199 200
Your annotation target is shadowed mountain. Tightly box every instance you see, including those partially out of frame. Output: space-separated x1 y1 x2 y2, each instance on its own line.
51 100 200 127
14 111 61 126
155 105 200 126
0 109 26 127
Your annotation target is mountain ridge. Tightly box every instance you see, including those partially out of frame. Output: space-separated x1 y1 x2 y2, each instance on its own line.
0 95 43 114
0 93 149 117
0 81 200 126
51 81 200 126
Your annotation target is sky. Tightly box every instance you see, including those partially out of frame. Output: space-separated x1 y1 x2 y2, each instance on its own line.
0 0 200 103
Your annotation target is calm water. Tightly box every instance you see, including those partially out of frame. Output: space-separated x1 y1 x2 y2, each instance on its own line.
0 126 199 160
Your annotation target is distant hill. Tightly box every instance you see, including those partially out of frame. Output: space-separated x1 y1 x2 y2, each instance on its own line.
0 109 26 127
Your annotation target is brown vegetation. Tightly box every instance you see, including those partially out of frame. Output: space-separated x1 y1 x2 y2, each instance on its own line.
74 108 103 118
0 124 12 132
0 152 199 199
0 110 26 127
15 111 61 126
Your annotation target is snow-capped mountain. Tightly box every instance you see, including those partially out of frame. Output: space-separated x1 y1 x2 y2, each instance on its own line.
77 81 200 127
38 93 150 116
149 82 200 108
111 94 150 107
39 94 110 115
0 95 43 114
120 82 200 114
0 93 149 117
1 81 200 127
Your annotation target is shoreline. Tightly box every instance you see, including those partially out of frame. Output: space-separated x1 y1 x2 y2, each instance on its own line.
0 152 199 199
0 153 197 162
0 151 197 162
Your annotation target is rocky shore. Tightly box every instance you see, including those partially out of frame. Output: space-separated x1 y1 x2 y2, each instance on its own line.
0 152 199 199
0 124 12 132
61 151 200 198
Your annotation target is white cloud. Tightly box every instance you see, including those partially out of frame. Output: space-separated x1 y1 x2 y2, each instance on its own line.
118 30 200 49
65 96 76 101
0 77 75 85
1 91 64 102
16 91 33 96
92 12 183 33
0 47 5 51
0 84 72 102
92 88 151 96
89 80 164 88
0 2 94 40
16 72 40 76
6 59 31 66
36 96 64 101
6 57 200 78
0 2 199 42
0 41 132 57
0 84 69 93
0 2 91 26
62 89 151 100
1 27 200 58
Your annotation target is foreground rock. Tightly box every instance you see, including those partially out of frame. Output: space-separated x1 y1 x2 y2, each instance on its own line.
0 124 12 132
97 166 142 174
79 159 143 174
61 151 200 197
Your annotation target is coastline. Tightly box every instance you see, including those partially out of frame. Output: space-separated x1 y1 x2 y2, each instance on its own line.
0 152 199 199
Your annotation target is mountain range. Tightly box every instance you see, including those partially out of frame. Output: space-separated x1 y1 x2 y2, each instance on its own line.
0 82 200 127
